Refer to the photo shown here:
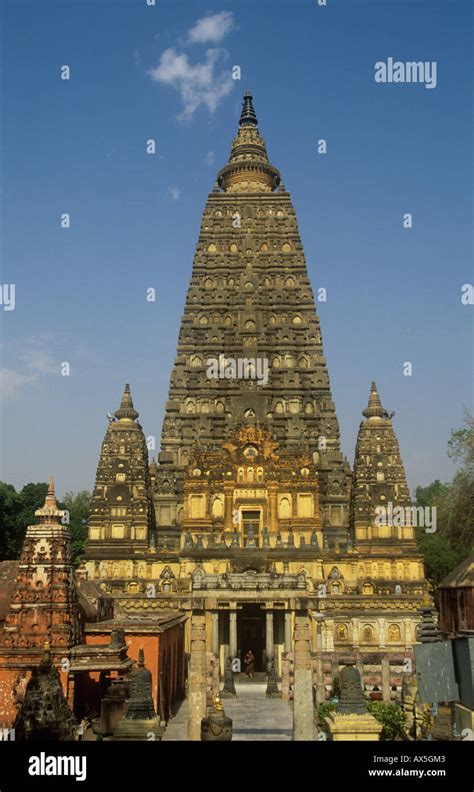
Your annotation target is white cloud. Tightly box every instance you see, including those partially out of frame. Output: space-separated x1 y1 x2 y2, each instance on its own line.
169 186 181 201
0 337 60 400
0 369 37 400
187 11 235 44
18 347 58 375
148 47 233 121
206 151 215 166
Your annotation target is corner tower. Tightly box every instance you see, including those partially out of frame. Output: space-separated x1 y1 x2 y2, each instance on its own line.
154 92 351 546
0 478 79 654
351 382 414 544
86 384 155 562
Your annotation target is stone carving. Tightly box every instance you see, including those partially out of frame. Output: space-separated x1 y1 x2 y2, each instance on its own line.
112 648 164 741
221 654 237 698
191 571 307 591
14 644 78 741
265 658 281 699
337 663 367 715
125 647 156 720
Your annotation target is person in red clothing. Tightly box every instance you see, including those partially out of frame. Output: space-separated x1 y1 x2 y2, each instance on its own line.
244 649 255 678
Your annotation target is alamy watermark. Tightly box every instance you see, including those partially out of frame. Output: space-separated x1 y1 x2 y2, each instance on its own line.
206 354 269 386
375 502 437 533
28 752 87 781
374 58 437 90
0 284 15 311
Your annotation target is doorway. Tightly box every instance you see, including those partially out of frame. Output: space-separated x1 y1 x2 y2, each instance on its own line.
238 603 265 672
241 510 261 546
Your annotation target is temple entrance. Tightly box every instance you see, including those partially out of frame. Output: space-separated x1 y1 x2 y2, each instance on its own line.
238 603 265 672
241 509 260 546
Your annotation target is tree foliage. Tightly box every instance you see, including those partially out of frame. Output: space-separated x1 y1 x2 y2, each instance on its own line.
61 490 91 562
367 701 406 740
0 482 48 561
415 413 474 592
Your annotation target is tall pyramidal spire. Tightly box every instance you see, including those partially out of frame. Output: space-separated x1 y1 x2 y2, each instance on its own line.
153 92 351 546
86 384 155 555
351 382 414 544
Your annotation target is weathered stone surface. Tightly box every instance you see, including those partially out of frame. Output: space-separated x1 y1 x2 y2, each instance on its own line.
293 614 315 740
112 648 164 741
187 616 207 740
14 645 77 741
86 384 155 558
221 653 237 698
265 658 281 699
337 663 367 715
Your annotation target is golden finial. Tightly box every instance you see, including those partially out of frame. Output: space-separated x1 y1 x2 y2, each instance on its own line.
34 477 63 522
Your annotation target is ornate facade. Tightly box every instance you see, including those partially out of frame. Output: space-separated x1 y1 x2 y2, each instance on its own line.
0 479 80 724
83 93 429 701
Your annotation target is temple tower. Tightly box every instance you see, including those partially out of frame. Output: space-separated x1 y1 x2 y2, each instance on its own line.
0 478 80 726
80 95 430 701
351 382 414 544
154 92 351 546
0 478 79 654
86 384 155 562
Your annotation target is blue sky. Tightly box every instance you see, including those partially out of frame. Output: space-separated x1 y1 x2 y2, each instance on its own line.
0 0 472 497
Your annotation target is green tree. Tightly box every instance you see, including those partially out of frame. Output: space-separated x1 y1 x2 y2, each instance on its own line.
0 482 22 560
60 490 91 563
445 412 474 554
316 701 337 734
415 413 474 591
367 701 406 740
0 481 48 560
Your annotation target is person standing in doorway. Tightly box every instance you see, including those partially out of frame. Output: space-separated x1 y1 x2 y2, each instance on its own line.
244 648 255 678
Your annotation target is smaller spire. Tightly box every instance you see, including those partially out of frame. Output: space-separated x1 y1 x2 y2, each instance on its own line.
239 91 258 127
114 383 139 421
362 381 387 419
35 477 63 523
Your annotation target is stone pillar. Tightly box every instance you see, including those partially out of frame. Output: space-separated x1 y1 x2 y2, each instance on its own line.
266 610 274 661
268 484 278 533
381 655 391 702
377 618 386 650
211 612 219 655
187 614 207 741
229 611 237 658
284 611 292 653
324 618 335 652
314 616 326 706
293 612 315 741
351 618 360 650
224 483 234 532
356 655 364 688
